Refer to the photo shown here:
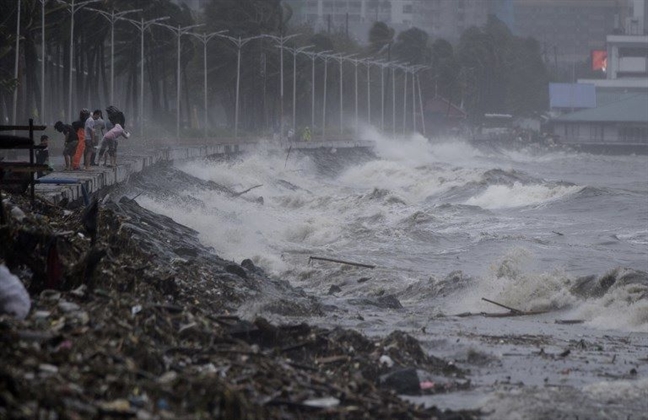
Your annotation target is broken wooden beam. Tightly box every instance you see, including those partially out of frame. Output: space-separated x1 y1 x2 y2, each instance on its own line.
309 256 375 269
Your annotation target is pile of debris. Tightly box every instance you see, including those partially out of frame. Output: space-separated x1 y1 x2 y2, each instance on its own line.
0 193 477 419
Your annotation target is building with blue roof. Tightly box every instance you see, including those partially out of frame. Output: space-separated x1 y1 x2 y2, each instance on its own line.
551 93 648 148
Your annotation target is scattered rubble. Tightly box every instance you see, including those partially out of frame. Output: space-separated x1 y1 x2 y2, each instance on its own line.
0 192 478 419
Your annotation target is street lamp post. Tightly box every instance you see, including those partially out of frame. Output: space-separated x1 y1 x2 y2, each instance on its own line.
156 22 204 141
189 30 228 139
410 65 426 133
402 65 408 134
417 73 425 136
412 68 417 133
331 53 356 137
88 7 142 106
39 0 45 123
373 60 388 132
284 45 313 136
121 16 169 138
265 34 300 139
12 0 21 127
391 64 397 137
321 54 334 140
415 67 430 137
218 35 265 139
350 58 360 137
303 50 331 136
57 0 101 121
362 60 373 127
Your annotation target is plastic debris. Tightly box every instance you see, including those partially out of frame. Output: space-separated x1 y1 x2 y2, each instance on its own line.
0 264 31 319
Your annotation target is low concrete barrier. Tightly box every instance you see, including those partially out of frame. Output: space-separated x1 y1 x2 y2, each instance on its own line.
34 140 374 205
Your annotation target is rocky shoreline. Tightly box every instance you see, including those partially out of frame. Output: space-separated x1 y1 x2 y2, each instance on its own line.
0 182 478 419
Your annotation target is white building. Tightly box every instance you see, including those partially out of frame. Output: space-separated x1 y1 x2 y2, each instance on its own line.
285 0 414 43
579 0 648 91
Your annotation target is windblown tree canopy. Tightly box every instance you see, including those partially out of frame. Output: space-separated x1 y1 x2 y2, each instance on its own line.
368 21 395 56
392 27 430 65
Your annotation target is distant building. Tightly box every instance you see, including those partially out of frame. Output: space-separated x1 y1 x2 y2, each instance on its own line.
412 0 489 42
286 0 414 27
578 0 648 92
286 0 415 44
551 92 648 149
513 0 620 67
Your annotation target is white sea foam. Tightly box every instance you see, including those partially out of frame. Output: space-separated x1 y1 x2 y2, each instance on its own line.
135 132 647 332
464 182 583 209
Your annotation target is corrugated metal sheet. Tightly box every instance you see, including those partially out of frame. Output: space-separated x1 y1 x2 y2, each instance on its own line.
549 83 597 109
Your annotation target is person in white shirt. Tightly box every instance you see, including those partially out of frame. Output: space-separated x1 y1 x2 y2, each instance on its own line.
83 111 99 170
90 110 105 166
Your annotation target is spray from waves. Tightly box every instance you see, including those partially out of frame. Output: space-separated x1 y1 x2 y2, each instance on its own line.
348 129 586 210
361 125 484 166
425 247 648 332
464 182 584 209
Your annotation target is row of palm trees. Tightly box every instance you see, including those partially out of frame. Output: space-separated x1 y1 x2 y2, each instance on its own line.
2 0 434 139
2 0 550 139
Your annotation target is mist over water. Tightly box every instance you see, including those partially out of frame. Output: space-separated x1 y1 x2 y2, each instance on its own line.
137 130 648 332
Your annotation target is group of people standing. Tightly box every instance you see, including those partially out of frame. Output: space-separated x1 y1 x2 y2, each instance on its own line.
53 106 130 171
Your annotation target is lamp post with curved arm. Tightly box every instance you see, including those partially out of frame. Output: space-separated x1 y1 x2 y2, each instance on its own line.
189 30 228 139
350 58 361 136
87 7 142 106
371 60 388 132
390 63 398 137
156 23 204 140
400 64 410 134
120 16 170 137
284 45 313 134
217 35 266 139
12 0 21 127
331 53 357 137
57 0 102 121
414 66 431 137
409 65 426 133
303 50 331 136
320 53 336 140
264 34 301 139
362 60 375 127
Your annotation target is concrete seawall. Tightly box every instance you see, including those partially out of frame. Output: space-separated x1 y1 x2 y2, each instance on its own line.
34 139 374 205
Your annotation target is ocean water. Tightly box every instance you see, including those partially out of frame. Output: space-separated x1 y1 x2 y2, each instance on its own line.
137 129 648 333
134 130 648 417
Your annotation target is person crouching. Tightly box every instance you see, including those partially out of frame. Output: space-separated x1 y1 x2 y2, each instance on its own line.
54 121 79 171
98 122 130 167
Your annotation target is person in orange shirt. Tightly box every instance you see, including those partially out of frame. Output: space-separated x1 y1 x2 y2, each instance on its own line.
71 109 90 170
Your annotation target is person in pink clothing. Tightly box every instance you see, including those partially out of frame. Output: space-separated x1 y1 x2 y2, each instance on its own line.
98 123 130 167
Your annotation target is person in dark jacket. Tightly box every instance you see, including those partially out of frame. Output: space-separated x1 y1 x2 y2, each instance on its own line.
54 121 78 171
